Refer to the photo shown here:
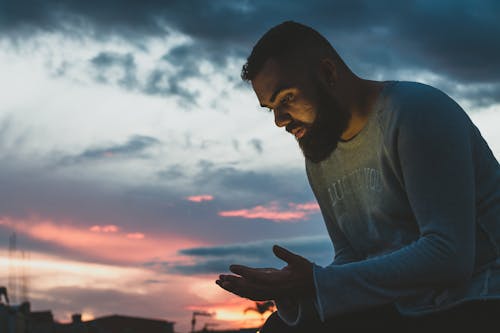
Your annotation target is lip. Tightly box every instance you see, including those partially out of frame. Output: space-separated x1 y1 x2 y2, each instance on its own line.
293 127 306 139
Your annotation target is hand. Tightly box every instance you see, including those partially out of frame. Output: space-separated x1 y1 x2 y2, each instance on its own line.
216 245 315 301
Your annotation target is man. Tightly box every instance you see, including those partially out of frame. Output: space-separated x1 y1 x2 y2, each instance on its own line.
216 21 500 332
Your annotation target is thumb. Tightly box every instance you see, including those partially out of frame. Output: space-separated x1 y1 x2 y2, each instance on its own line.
273 245 300 265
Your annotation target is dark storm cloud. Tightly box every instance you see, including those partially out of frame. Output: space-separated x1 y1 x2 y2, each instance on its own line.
158 258 236 276
153 236 333 275
143 68 199 105
90 51 138 89
2 1 499 108
2 0 499 84
180 236 332 259
59 135 160 165
437 81 500 108
463 84 500 108
87 50 199 104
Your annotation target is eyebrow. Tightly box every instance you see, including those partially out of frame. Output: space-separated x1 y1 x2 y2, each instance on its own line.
260 85 292 108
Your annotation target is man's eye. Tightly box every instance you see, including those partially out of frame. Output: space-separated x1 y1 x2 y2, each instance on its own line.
280 93 293 105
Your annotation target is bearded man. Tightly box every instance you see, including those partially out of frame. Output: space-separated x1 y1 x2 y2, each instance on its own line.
216 21 500 332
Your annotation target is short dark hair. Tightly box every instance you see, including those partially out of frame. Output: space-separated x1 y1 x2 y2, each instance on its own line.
241 21 338 82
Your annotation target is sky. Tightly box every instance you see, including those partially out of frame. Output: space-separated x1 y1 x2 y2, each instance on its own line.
0 0 499 332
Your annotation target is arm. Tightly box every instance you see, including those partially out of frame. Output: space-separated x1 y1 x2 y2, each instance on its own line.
274 217 360 325
273 195 362 324
313 85 476 321
218 158 366 325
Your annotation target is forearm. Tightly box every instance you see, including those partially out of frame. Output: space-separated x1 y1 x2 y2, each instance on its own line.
313 231 474 321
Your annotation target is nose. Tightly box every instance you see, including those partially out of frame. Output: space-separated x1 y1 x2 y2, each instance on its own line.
273 108 292 127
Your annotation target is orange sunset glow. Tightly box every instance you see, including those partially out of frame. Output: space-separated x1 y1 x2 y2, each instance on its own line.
0 218 282 328
0 216 202 264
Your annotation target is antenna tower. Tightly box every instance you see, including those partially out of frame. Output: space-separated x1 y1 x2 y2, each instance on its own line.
21 250 30 303
8 232 17 304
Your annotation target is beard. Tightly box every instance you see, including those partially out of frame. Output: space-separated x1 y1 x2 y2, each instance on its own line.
293 83 351 163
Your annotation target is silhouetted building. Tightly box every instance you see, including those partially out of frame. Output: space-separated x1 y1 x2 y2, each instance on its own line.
30 309 56 333
0 301 31 333
0 294 174 333
79 314 174 333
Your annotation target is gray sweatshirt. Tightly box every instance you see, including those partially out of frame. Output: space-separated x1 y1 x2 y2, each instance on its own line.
277 81 500 325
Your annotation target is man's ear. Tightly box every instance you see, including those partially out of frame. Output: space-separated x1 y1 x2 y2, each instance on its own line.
319 58 337 89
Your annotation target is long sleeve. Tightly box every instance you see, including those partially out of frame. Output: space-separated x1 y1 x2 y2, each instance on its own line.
275 206 360 325
312 83 477 321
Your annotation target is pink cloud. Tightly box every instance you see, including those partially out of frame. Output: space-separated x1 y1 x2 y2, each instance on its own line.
90 225 119 233
218 201 320 222
186 195 214 202
288 202 320 211
126 233 145 239
0 216 202 264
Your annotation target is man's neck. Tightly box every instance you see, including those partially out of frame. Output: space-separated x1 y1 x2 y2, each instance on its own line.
340 79 386 141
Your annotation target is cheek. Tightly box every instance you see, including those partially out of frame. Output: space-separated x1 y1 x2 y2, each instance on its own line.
290 103 317 124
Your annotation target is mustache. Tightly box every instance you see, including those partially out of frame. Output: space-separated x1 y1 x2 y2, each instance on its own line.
286 121 307 133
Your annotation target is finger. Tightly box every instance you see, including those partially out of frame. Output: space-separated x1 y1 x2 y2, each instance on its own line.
216 274 242 290
216 275 274 301
216 276 233 290
219 274 241 282
229 264 254 275
273 245 301 264
230 265 277 278
229 265 257 282
230 265 288 284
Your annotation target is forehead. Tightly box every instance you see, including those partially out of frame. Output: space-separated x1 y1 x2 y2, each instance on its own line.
251 58 302 106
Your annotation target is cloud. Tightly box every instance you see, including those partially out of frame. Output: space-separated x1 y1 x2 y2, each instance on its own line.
2 1 499 109
218 201 319 222
248 138 263 154
0 216 195 264
90 51 138 89
157 160 316 212
83 44 211 106
59 134 160 165
0 115 28 158
159 236 334 275
190 161 313 204
143 68 200 105
0 155 324 257
89 225 119 233
186 195 214 203
2 1 498 82
126 232 145 239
